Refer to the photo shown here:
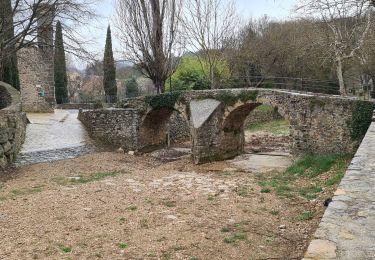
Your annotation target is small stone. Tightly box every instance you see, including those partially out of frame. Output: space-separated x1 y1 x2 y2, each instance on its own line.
128 151 135 155
67 176 81 181
338 230 355 240
166 215 178 220
357 211 369 217
2 142 11 153
304 239 337 259
0 131 8 144
334 189 346 196
279 225 286 229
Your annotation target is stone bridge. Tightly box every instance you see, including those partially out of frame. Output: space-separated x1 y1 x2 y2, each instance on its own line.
78 88 374 164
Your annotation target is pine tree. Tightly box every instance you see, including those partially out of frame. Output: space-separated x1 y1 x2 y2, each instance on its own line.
0 0 20 90
54 21 69 104
103 25 117 102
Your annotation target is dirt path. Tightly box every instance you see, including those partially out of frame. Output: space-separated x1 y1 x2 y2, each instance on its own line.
0 152 334 260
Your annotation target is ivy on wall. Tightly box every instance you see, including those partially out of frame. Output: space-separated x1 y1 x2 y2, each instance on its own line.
350 101 374 141
145 92 181 109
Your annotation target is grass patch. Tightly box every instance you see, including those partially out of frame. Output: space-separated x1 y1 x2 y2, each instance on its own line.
270 210 280 216
61 246 72 253
326 172 345 186
224 233 247 245
128 205 137 211
255 104 274 112
0 185 44 201
298 211 314 221
246 119 289 135
221 227 231 233
118 243 128 249
299 185 323 200
286 155 341 177
257 154 352 200
162 200 176 208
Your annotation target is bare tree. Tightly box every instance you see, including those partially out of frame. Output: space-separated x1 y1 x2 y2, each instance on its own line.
296 0 374 95
115 0 184 94
181 0 239 88
0 0 96 67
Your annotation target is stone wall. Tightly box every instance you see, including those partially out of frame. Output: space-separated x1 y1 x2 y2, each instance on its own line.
0 81 28 169
78 108 140 151
168 111 190 143
304 114 375 259
55 103 95 110
18 47 55 112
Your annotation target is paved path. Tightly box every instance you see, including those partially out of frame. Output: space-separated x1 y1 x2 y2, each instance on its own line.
15 110 98 166
304 122 375 260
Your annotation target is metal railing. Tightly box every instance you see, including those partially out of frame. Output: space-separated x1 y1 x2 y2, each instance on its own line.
216 76 342 95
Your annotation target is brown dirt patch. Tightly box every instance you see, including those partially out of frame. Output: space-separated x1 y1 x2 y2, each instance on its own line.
0 152 332 260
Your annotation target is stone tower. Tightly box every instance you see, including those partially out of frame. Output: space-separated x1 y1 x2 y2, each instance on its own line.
18 4 56 112
37 4 55 50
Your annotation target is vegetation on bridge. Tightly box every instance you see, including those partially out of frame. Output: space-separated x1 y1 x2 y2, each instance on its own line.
144 91 181 109
350 101 374 141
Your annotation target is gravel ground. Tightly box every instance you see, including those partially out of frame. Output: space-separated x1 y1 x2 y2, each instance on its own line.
0 152 329 260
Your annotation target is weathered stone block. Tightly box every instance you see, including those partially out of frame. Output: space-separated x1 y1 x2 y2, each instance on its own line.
7 128 16 140
2 141 11 153
0 156 7 168
0 130 8 143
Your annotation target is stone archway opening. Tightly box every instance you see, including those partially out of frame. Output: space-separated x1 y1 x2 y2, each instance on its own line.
140 107 192 161
243 104 291 155
167 110 192 149
139 107 175 152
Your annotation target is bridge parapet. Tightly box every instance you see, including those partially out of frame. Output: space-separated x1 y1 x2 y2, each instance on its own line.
82 88 374 164
0 81 28 169
304 115 375 259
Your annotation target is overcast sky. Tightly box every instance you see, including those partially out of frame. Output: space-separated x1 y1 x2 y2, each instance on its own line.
76 0 297 65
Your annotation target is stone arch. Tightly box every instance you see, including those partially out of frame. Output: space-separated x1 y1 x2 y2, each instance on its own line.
221 102 262 157
223 102 262 131
139 107 175 151
138 103 191 152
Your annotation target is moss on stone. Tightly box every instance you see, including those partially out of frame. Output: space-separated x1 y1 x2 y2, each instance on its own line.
215 92 238 106
238 90 258 102
214 90 258 106
350 101 374 141
145 92 181 109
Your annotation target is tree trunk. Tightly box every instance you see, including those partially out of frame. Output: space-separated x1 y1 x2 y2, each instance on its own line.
336 59 347 95
209 65 215 89
154 79 165 94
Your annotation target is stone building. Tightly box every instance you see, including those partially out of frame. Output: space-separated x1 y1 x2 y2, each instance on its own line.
18 4 55 112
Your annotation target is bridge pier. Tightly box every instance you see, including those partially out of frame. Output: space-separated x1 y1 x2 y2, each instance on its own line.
189 99 260 164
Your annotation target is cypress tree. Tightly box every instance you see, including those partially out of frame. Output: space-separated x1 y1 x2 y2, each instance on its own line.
103 25 117 102
0 0 20 90
54 21 69 104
